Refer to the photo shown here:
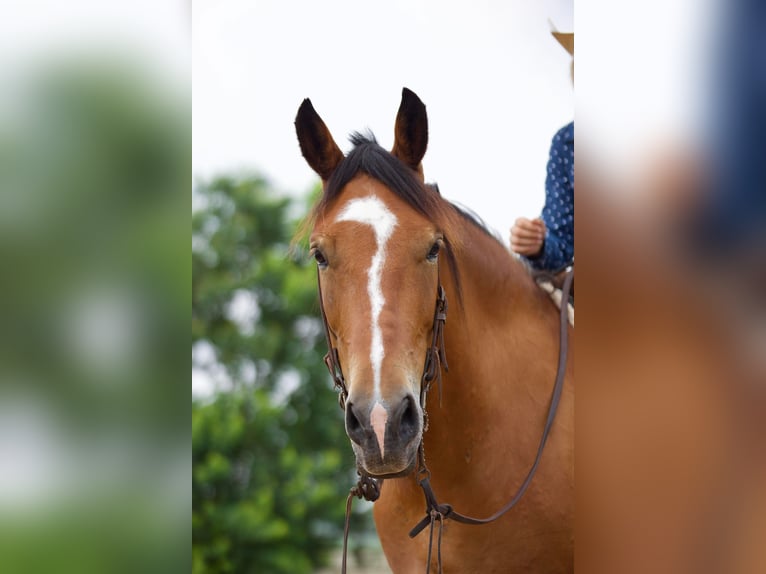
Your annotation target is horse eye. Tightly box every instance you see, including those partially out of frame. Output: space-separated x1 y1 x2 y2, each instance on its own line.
426 241 441 262
311 248 328 269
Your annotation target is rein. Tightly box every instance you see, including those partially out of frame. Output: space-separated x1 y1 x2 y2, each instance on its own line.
317 267 573 574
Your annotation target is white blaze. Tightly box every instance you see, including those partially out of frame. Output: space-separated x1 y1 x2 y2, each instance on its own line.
336 195 398 402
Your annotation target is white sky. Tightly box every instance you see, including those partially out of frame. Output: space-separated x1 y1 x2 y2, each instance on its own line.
193 0 574 241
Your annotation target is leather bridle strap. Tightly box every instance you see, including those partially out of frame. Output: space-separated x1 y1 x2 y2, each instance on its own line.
420 284 448 417
409 269 573 541
317 267 349 409
341 473 381 574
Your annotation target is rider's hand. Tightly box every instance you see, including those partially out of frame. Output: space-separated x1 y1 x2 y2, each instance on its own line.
510 217 546 257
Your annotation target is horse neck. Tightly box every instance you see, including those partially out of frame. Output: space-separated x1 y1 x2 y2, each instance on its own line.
424 218 560 471
443 220 547 345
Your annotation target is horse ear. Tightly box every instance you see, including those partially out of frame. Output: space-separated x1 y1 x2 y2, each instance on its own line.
391 87 428 175
295 98 344 181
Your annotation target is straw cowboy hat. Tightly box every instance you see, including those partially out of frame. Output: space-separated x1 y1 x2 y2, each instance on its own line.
551 30 574 56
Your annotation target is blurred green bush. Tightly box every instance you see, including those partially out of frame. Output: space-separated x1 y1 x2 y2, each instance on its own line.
192 176 373 573
0 59 188 573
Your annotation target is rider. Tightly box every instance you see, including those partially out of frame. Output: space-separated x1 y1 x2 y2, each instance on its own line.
510 29 574 274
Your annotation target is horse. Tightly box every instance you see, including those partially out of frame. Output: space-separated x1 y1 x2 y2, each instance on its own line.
294 88 573 573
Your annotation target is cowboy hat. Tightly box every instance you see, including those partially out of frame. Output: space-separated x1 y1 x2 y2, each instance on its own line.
552 31 574 56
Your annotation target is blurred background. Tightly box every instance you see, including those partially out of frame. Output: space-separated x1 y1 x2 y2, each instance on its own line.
0 2 189 573
577 1 766 572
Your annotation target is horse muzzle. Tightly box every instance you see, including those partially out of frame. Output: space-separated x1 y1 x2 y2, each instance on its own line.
345 393 422 477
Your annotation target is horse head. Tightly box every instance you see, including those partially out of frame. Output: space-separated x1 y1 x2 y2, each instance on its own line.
295 88 456 478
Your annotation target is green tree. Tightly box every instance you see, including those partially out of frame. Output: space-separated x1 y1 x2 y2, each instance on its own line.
192 176 370 573
0 60 188 574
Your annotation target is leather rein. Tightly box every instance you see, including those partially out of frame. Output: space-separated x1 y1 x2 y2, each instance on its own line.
316 267 573 573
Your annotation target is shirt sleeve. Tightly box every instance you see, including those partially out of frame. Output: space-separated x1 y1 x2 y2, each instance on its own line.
525 123 574 271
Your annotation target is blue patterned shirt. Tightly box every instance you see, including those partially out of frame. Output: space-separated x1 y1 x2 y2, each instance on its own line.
525 121 574 271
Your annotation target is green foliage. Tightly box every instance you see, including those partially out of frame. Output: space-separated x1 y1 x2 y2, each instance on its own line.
192 176 369 573
0 59 188 574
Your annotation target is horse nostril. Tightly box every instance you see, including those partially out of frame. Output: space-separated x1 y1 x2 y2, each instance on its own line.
345 402 365 444
398 395 419 441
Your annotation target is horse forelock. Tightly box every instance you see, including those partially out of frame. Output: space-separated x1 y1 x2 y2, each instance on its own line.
323 133 444 222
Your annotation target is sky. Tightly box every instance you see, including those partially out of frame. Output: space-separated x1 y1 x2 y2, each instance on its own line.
193 0 575 241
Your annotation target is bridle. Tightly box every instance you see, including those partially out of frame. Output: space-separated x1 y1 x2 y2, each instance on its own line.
316 265 573 574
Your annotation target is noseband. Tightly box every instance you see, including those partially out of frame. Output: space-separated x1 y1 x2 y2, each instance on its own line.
316 266 573 574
